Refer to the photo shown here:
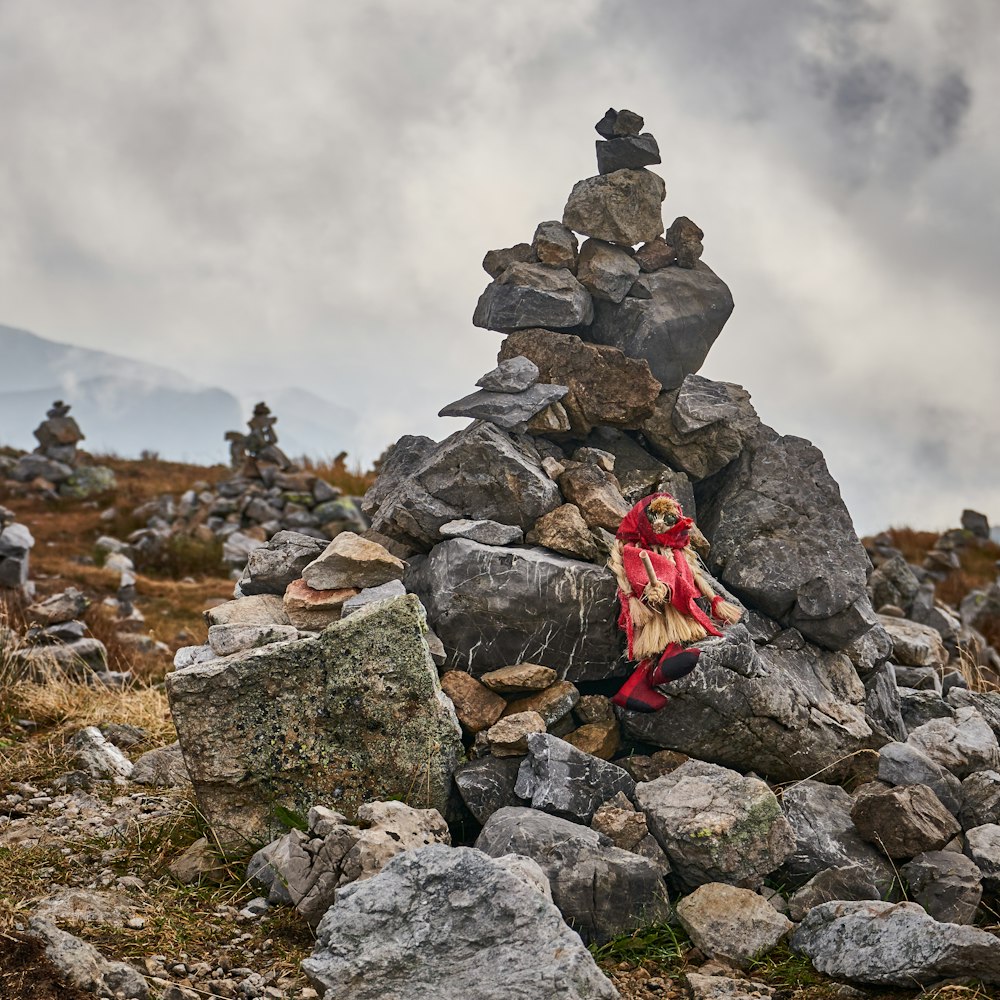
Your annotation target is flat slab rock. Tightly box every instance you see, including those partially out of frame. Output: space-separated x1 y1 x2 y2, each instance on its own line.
406 538 625 683
301 845 618 1000
473 262 594 333
166 595 463 846
791 899 1000 985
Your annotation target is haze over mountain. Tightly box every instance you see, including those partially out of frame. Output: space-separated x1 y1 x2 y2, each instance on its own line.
0 324 358 465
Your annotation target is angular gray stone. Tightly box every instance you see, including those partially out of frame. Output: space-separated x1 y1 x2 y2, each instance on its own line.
877 742 963 816
791 900 1000 985
685 974 775 1000
596 133 661 174
635 759 795 890
880 615 949 669
562 168 666 245
696 427 876 650
131 743 190 787
585 263 734 391
207 622 298 657
454 755 528 824
850 784 960 859
894 665 942 692
907 707 1000 778
439 518 523 546
868 554 921 616
475 806 671 944
965 823 1000 891
902 850 982 925
960 770 1000 829
786 864 881 922
514 733 634 823
360 435 437 518
900 688 956 731
473 263 594 332
676 883 792 967
620 627 881 782
439 382 569 432
339 580 407 617
948 689 1000 740
577 239 641 304
532 220 578 270
70 726 133 780
642 375 760 481
11 453 73 483
476 356 540 393
405 539 624 683
237 531 327 597
865 663 907 742
368 422 561 550
301 845 618 999
482 242 536 278
205 594 290 627
780 780 897 893
166 596 463 846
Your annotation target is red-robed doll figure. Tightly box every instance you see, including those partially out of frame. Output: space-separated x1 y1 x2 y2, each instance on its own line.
610 492 742 712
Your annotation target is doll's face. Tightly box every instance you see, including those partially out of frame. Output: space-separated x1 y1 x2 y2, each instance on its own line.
646 505 678 534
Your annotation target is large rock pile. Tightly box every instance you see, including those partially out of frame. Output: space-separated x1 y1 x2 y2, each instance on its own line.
124 402 366 575
3 400 116 499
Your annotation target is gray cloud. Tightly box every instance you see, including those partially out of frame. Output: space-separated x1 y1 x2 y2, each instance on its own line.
0 0 997 534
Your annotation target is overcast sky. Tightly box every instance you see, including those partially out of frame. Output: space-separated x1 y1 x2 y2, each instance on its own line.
1 0 998 534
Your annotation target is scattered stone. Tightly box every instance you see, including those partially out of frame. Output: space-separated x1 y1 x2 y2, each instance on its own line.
685 973 775 1000
676 883 792 968
850 784 960 858
440 671 506 733
902 850 983 925
473 263 594 332
301 845 618 999
476 807 671 944
480 662 557 694
70 726 133 780
635 759 795 890
131 743 190 787
169 837 226 884
786 865 881 922
33 888 136 928
562 168 666 246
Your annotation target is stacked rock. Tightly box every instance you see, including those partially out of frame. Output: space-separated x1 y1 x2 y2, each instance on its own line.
124 404 366 575
0 504 34 597
5 401 116 499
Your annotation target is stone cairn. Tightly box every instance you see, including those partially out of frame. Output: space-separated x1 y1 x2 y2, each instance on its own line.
125 401 365 575
160 110 1000 992
2 399 116 499
0 503 34 598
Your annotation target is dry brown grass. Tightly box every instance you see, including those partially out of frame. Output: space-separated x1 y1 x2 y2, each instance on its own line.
299 453 377 496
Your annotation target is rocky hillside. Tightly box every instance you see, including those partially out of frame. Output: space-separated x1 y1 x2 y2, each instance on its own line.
3 107 1000 999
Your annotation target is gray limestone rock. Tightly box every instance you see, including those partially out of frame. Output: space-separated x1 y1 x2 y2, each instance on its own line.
965 823 1000 891
642 375 760 481
865 663 907 742
902 850 983 925
454 755 529 824
301 845 618 999
577 238 641 304
620 627 881 782
482 242 536 278
585 263 734 391
635 759 795 890
368 422 561 550
880 615 949 669
475 806 671 944
514 733 634 823
70 726 134 781
532 220 579 270
907 707 1000 778
166 596 463 846
207 622 299 657
779 780 897 894
439 382 569 432
476 356 540 393
11 453 74 483
685 974 775 1000
205 594 290 627
131 743 190 787
868 554 921 616
562 168 666 246
406 539 624 683
473 263 594 332
339 580 408 617
596 133 661 174
786 865 881 922
439 518 524 546
696 427 876 651
790 900 1000 985
900 688 956 731
360 435 437 518
877 742 963 816
236 531 327 597
850 784 960 859
676 883 792 968
960 770 1000 829
948 689 1000 740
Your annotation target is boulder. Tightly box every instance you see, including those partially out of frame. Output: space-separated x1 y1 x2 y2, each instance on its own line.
475 806 671 944
166 596 463 845
879 615 949 669
634 759 795 890
620 627 881 782
695 427 876 650
454 755 529 824
498 328 660 436
473 263 593 332
786 865 881 922
406 539 624 683
301 845 618 999
675 883 792 968
439 383 569 433
237 531 327 597
562 168 666 246
850 784 960 859
577 239 641 303
641 375 760 481
877 742 963 816
791 900 1000 985
907 707 1000 778
779 780 896 893
514 734 635 823
369 423 561 550
965 824 1000 891
360 434 437 518
480 663 557 694
584 263 734 391
902 851 983 925
960 770 1000 829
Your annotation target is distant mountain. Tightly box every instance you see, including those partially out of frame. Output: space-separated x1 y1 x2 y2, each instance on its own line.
0 324 358 465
